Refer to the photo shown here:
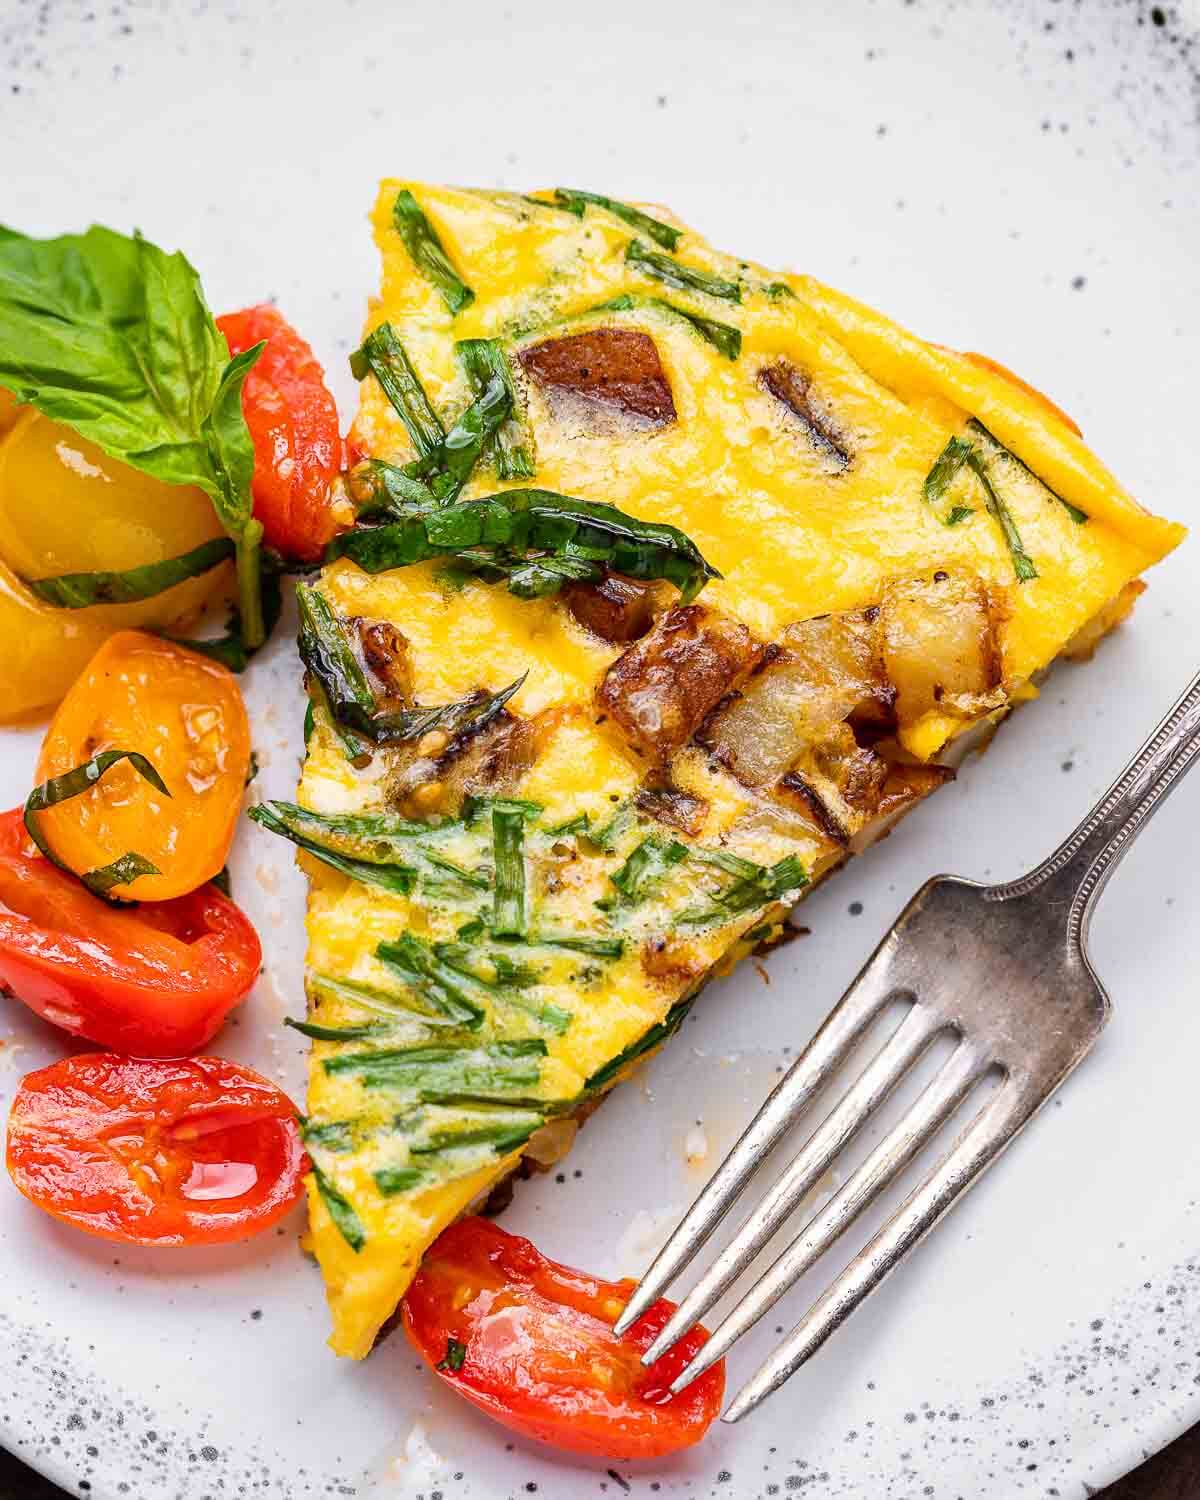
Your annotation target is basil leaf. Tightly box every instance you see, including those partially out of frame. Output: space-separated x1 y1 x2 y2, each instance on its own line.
328 488 719 605
405 373 511 504
436 1337 468 1373
24 536 234 609
392 190 475 316
0 225 267 648
23 750 168 899
346 459 440 521
552 189 682 250
625 239 742 303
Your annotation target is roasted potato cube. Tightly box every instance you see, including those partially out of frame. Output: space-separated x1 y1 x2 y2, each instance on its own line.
879 573 1005 724
519 328 676 432
597 604 762 762
565 573 656 643
353 618 412 705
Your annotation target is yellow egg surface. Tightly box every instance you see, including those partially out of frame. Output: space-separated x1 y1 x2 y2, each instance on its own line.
292 182 1183 1358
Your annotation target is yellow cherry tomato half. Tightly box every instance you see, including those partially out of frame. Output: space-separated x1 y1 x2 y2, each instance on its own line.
0 413 231 721
34 632 251 901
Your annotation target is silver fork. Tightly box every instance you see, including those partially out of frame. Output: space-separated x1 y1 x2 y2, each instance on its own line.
615 668 1200 1424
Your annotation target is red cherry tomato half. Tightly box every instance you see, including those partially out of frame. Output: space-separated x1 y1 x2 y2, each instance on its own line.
6 1053 306 1246
402 1217 725 1459
217 305 342 562
0 807 261 1055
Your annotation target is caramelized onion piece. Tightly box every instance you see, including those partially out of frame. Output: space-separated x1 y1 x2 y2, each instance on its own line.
519 328 676 432
879 573 1006 724
760 360 851 469
565 573 656 643
635 780 709 836
387 710 535 815
597 604 762 762
353 618 412 706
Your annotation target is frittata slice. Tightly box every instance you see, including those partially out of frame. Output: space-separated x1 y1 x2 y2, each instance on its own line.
270 182 1182 1358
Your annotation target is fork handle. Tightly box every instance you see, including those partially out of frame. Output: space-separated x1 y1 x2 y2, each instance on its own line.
991 668 1200 937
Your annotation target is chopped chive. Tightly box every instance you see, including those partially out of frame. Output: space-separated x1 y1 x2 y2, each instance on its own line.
591 293 741 361
375 1165 426 1195
248 803 418 895
544 812 590 838
944 505 974 527
552 188 682 250
604 836 688 906
433 942 571 1034
308 971 469 1029
23 750 167 899
350 322 445 459
923 435 972 506
376 934 488 1029
966 450 1039 582
533 931 625 959
310 1162 366 1252
463 796 543 825
302 1119 357 1153
284 1016 386 1042
392 189 475 316
966 417 1087 524
457 339 535 482
587 801 635 854
679 852 807 925
586 997 694 1091
625 239 742 303
764 280 796 300
24 536 235 609
324 1038 547 1099
436 1336 468 1372
491 807 528 938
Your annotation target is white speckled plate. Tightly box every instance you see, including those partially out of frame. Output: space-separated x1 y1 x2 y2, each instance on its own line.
2 1 1199 1495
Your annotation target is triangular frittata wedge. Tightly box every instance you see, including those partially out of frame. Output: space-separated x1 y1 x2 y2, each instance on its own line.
273 182 1183 1358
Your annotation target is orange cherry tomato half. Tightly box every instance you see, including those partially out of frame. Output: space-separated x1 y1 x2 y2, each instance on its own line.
34 630 251 902
402 1218 725 1459
0 808 261 1054
217 305 342 562
6 1053 305 1246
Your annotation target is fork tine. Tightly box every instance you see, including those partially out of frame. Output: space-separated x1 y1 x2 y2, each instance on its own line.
665 1040 991 1393
613 957 903 1336
641 1002 944 1364
722 1080 1035 1424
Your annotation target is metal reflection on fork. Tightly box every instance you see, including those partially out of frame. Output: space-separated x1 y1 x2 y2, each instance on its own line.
614 669 1200 1425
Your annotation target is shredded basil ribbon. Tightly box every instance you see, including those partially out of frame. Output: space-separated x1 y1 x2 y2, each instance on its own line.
550 189 682 250
23 750 168 898
24 536 235 609
327 488 718 604
391 189 475 316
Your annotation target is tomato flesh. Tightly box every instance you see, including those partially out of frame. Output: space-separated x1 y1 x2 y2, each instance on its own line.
402 1218 725 1459
34 630 251 901
6 1053 305 1245
217 306 342 562
0 807 261 1053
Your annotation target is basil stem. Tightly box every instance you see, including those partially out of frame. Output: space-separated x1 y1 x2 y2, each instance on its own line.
594 294 741 361
159 552 284 673
247 802 418 895
491 807 527 938
966 449 1039 582
551 189 682 251
392 189 475 316
310 1162 366 1252
603 836 688 906
350 322 445 459
586 996 694 1091
24 536 234 609
376 934 487 1029
328 488 719 604
24 751 168 898
457 339 535 482
625 239 742 303
406 373 512 503
966 417 1087 525
436 1337 468 1373
324 1038 547 1099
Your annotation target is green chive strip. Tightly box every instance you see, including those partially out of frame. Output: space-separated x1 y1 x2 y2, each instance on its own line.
492 807 527 938
625 239 742 303
392 189 475 316
350 322 445 459
24 536 235 609
966 417 1088 525
248 803 417 896
457 339 535 481
922 436 972 506
966 449 1039 583
23 751 167 898
308 971 472 1029
679 853 808 926
324 1038 547 1099
586 997 694 1091
327 488 719 605
284 1017 386 1043
552 189 682 250
311 1162 366 1252
592 294 742 361
375 934 487 1029
604 836 689 906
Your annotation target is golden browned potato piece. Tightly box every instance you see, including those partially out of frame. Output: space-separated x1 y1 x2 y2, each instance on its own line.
879 572 1006 725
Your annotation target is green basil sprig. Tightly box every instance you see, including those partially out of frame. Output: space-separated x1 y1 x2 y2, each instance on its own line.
25 536 235 609
23 750 168 898
625 239 742 303
550 189 682 250
0 225 267 647
328 488 719 604
392 190 475 316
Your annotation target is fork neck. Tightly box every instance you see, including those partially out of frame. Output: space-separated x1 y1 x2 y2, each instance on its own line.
987 669 1200 943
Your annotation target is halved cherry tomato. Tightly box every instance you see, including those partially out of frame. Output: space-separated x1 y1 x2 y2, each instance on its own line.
217 305 342 562
402 1218 725 1459
6 1053 305 1245
34 630 250 901
0 807 260 1053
